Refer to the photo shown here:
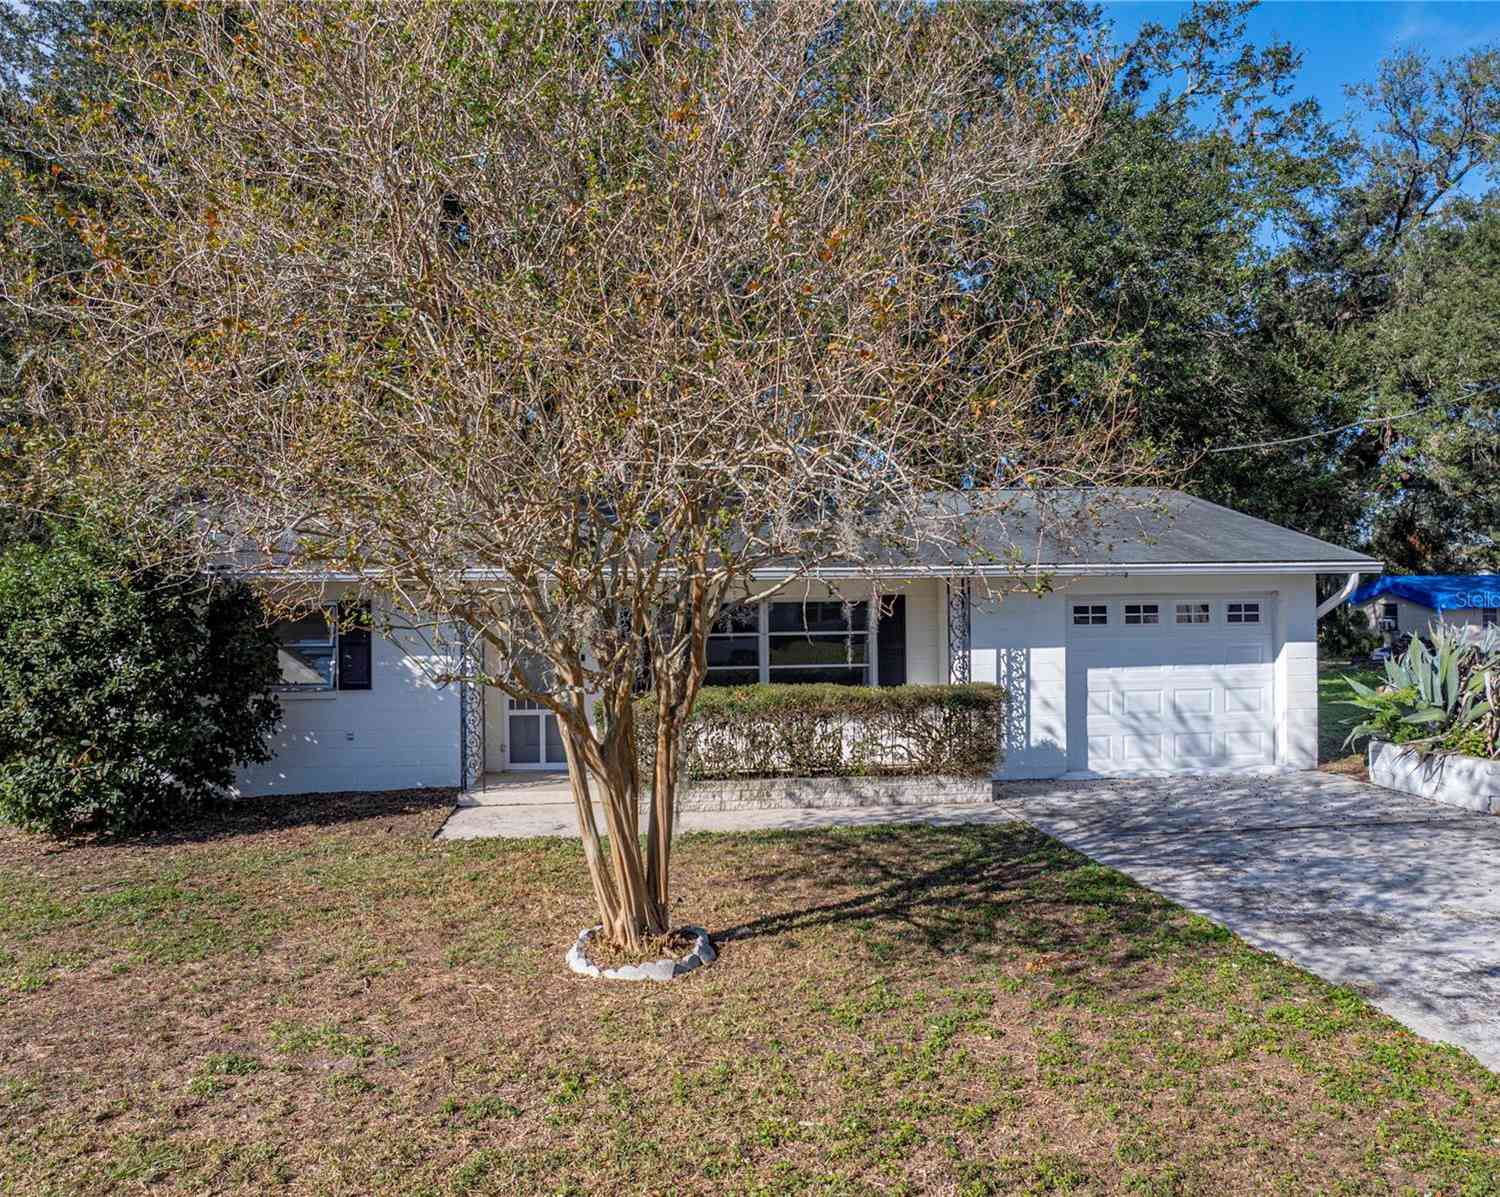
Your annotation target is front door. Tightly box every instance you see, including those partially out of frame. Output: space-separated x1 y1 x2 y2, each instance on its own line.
506 697 567 770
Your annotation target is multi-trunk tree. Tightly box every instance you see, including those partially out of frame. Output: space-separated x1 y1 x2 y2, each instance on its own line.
4 1 1160 949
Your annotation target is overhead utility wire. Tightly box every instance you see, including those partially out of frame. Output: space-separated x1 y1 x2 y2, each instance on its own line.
1206 406 1431 454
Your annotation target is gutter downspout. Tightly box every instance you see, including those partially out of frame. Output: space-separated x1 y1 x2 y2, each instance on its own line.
1316 572 1363 621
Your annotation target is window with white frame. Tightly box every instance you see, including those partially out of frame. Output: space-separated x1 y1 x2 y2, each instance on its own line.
768 600 870 685
272 603 374 692
704 599 874 686
705 603 760 686
1226 601 1261 624
1175 602 1211 625
1485 608 1498 628
1124 603 1160 626
1379 602 1399 632
1072 603 1108 626
274 609 337 691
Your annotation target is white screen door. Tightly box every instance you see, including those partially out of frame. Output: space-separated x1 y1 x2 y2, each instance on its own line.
507 697 566 769
505 647 568 770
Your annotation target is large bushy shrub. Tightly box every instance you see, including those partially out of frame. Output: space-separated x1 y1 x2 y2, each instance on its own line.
0 534 282 834
629 683 1006 781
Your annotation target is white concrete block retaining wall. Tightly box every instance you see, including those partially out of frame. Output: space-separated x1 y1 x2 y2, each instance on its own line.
1368 740 1500 815
677 776 992 812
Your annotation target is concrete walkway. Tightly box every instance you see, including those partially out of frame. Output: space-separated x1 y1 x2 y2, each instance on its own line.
437 772 1018 838
438 770 1500 1071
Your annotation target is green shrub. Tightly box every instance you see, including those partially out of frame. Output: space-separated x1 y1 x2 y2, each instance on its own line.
0 532 282 834
1341 682 1431 747
1342 625 1499 759
626 683 1005 780
1318 603 1382 661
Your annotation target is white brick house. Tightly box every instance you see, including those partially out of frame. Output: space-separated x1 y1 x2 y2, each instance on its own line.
235 489 1379 795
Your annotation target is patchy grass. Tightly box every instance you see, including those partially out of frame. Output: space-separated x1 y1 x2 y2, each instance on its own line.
1319 665 1384 777
3 789 1499 1195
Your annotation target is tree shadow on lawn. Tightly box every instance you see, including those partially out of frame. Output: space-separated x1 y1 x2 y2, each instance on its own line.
702 822 1204 974
21 787 459 853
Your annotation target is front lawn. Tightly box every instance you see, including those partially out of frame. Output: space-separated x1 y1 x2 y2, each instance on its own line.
1319 665 1384 775
3 792 1498 1195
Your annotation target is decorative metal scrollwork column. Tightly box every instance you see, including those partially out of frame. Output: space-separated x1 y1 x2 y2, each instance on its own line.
457 624 486 791
946 578 971 684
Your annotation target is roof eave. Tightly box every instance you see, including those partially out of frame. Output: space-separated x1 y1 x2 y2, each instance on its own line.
750 560 1384 579
223 559 1383 585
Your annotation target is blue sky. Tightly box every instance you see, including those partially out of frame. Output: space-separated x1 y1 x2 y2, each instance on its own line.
1101 1 1500 132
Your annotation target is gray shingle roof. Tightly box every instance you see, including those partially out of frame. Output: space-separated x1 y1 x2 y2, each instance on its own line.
212 487 1381 578
897 488 1381 571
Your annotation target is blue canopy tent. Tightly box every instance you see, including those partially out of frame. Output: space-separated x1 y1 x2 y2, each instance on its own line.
1348 575 1500 613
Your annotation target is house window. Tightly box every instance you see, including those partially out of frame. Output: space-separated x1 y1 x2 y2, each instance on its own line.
768 600 869 686
1175 602 1211 625
1379 602 1399 632
1485 609 1498 628
1226 601 1261 625
1124 603 1159 626
705 602 760 686
703 598 876 686
274 610 337 691
1072 604 1108 626
272 603 373 692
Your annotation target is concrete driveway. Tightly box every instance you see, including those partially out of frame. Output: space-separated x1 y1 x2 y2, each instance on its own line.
998 772 1500 1072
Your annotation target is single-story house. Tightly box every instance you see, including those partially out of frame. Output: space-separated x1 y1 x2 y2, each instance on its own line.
234 488 1380 796
1348 574 1500 640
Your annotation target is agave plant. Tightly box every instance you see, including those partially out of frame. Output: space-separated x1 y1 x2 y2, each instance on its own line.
1343 624 1497 755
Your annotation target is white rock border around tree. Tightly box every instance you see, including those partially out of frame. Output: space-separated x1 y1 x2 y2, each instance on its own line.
566 925 717 983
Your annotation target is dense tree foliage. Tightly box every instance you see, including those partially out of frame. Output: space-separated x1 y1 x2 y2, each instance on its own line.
1001 2 1500 566
1344 195 1500 570
0 2 175 545
988 4 1348 545
3 0 1496 572
1298 46 1500 568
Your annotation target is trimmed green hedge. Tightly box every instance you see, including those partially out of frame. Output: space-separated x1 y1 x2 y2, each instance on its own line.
628 683 1005 780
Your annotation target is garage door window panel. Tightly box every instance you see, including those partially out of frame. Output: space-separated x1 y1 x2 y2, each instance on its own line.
1226 601 1261 624
1124 603 1160 626
1175 602 1211 625
1073 604 1108 626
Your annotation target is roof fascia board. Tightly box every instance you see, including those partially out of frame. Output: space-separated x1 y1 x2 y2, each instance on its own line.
228 560 1384 584
751 561 1383 579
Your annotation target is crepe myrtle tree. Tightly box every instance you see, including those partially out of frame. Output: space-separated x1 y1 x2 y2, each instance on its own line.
5 1 1160 950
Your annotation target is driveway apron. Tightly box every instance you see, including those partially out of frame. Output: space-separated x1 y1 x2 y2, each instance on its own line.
1000 772 1500 1072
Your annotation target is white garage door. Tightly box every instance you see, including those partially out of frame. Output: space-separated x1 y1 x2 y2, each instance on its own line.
1066 597 1275 775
